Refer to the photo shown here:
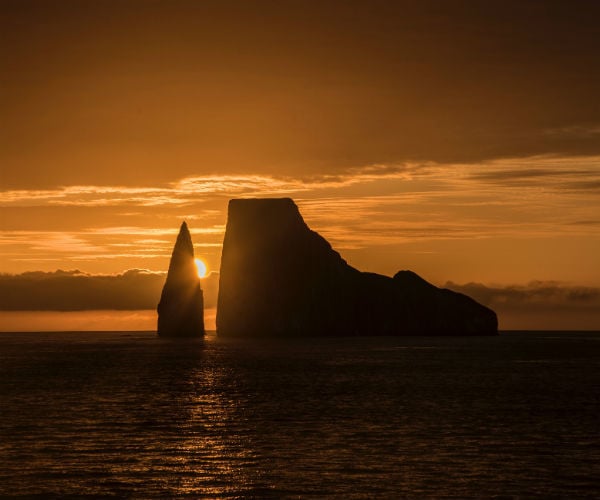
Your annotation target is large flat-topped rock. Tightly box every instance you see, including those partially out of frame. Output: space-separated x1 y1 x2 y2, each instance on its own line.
216 198 497 336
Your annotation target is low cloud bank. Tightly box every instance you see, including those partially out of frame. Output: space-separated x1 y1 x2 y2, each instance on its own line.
445 281 600 311
1 270 599 330
0 269 219 311
445 281 600 330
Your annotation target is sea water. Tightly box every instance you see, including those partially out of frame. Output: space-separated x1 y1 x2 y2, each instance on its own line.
0 331 598 498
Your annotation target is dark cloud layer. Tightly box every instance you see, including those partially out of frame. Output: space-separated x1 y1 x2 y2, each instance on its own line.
2 268 598 311
2 269 599 329
444 281 600 329
0 269 219 311
446 281 600 313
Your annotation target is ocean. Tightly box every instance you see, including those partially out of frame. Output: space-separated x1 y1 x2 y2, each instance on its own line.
0 331 598 498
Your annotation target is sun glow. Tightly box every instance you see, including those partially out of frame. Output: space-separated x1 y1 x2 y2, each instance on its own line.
194 258 207 278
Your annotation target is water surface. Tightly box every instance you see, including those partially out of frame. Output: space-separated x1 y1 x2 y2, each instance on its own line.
1 331 599 498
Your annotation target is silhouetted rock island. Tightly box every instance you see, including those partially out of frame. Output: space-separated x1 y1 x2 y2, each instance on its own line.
217 198 497 336
157 222 205 337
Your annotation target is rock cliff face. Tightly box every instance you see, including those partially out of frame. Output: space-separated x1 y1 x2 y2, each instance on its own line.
157 222 205 337
217 198 497 336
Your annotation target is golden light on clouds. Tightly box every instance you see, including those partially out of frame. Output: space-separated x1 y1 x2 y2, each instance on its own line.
1 155 598 285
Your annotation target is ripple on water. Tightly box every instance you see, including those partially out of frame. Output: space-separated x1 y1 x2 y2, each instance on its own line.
0 331 599 497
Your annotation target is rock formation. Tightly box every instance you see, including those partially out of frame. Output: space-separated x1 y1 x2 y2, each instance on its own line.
217 198 497 336
157 222 205 337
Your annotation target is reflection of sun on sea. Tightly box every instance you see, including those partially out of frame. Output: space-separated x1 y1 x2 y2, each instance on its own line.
194 258 207 278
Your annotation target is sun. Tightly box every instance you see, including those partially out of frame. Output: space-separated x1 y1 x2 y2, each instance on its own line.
194 258 207 278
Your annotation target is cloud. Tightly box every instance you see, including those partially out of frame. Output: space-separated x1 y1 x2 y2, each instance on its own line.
0 167 419 208
1 155 599 271
2 155 598 211
464 156 600 191
469 168 586 182
445 281 600 312
0 269 220 311
0 227 224 264
3 269 599 330
4 268 598 315
544 125 600 138
443 281 600 330
88 226 224 236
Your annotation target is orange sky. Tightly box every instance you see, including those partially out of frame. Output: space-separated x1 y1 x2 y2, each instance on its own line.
1 1 599 330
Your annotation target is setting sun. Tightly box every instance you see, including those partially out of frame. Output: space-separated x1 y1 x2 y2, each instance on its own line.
194 258 207 278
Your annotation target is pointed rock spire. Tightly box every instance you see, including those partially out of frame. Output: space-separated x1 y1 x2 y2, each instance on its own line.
157 221 205 337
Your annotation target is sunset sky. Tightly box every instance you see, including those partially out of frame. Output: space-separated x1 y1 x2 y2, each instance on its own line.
1 0 599 330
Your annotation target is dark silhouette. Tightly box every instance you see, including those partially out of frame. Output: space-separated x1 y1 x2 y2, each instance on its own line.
157 222 205 337
217 198 497 336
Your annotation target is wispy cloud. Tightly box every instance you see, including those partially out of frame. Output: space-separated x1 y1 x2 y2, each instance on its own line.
544 124 600 138
1 156 598 210
467 160 600 190
0 225 225 263
0 231 107 254
0 167 418 208
1 154 599 268
88 226 224 236
0 186 182 207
